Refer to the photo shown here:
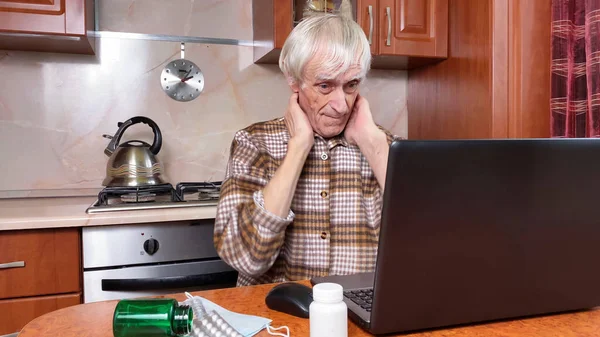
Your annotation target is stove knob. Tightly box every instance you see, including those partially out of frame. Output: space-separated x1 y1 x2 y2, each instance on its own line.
143 238 159 255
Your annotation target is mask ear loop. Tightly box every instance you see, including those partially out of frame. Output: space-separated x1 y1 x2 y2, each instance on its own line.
266 325 290 337
183 292 207 318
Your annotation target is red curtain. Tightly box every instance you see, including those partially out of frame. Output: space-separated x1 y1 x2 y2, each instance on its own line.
551 0 600 137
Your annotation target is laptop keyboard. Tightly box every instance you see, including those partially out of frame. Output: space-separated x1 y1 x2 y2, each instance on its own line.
343 288 373 312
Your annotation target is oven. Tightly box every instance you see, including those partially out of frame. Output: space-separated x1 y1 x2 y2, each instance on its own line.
82 219 237 303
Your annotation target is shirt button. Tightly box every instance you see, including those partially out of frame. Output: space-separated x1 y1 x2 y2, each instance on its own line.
320 231 328 239
320 191 328 198
320 153 329 160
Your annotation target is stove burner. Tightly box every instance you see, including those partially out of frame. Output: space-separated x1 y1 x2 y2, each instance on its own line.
90 182 223 211
121 193 156 203
175 182 222 201
97 184 174 206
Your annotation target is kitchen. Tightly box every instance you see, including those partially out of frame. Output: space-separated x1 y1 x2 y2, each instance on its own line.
0 0 572 336
0 1 406 335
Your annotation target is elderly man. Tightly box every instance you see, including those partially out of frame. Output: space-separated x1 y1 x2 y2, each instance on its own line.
214 13 397 286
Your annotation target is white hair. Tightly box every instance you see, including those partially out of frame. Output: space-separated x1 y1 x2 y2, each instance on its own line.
279 13 372 85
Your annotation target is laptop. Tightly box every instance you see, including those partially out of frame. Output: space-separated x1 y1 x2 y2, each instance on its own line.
312 138 600 334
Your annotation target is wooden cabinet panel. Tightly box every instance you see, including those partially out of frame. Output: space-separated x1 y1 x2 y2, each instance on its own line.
398 0 428 34
0 293 80 335
254 0 447 70
0 228 81 299
356 0 379 55
503 0 552 138
407 0 491 139
407 0 551 140
0 0 64 14
380 0 448 58
0 0 95 54
0 0 68 34
253 0 293 63
0 9 65 34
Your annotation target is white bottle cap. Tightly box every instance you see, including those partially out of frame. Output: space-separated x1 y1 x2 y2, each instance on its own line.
312 282 343 303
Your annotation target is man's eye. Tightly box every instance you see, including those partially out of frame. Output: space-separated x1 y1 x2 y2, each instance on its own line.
345 81 359 92
317 83 334 93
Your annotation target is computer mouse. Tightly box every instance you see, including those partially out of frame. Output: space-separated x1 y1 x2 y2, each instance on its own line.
265 282 313 319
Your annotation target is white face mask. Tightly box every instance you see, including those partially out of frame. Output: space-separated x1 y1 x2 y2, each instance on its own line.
181 292 290 337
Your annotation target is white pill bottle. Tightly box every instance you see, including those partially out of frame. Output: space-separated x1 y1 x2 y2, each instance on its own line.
309 283 348 337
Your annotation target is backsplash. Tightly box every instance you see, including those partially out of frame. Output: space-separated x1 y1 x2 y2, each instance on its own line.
0 0 407 194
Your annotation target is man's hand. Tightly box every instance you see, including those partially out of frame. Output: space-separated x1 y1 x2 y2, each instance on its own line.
284 93 314 154
345 94 390 190
261 93 314 218
344 94 380 146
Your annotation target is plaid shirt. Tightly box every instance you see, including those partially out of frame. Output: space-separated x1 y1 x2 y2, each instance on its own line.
214 117 396 286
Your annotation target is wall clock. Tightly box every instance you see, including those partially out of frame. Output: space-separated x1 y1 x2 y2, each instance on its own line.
160 43 204 102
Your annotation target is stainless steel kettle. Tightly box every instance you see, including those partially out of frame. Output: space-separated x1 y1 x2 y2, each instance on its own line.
102 116 168 187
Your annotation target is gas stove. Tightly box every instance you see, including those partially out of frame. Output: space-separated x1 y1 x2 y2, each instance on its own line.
86 182 221 213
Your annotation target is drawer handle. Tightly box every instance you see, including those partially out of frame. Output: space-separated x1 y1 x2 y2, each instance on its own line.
0 261 25 269
386 6 392 46
368 5 373 45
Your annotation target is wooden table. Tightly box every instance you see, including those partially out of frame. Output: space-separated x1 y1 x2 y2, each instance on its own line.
18 280 600 337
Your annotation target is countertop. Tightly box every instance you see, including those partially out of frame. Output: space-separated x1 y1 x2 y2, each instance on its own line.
18 280 600 337
0 196 218 231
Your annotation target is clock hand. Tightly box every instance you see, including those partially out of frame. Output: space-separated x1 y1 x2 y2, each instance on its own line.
181 75 194 82
180 69 192 82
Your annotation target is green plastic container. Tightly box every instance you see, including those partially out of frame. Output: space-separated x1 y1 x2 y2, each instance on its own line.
113 298 193 337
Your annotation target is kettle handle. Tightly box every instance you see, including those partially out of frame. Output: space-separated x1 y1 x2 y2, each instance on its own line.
104 116 163 156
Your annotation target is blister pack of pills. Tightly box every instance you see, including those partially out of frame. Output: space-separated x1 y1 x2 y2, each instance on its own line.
189 310 244 337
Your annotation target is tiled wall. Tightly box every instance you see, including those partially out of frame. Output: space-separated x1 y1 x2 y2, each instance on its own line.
0 0 407 194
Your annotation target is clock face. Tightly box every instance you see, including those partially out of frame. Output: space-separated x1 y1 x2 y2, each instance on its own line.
160 59 204 102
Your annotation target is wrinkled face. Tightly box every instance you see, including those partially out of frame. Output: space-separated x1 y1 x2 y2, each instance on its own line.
290 54 363 139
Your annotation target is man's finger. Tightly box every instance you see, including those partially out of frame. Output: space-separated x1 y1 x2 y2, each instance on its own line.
289 93 299 104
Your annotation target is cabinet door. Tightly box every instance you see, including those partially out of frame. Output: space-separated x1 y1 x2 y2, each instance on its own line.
0 0 88 35
379 0 448 57
0 293 81 335
0 0 95 54
0 228 81 299
356 0 379 55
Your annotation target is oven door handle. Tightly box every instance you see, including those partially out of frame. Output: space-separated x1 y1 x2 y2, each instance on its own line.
101 271 238 291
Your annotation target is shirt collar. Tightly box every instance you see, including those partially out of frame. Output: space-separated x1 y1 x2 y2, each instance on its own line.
318 134 349 149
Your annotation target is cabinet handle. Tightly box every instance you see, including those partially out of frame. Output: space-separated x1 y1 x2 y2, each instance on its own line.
368 5 373 45
0 261 25 269
386 6 392 46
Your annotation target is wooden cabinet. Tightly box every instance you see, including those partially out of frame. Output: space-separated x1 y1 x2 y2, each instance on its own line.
359 0 448 68
252 0 448 70
0 0 95 54
253 0 293 63
0 293 81 335
0 228 82 335
357 0 379 55
407 0 552 139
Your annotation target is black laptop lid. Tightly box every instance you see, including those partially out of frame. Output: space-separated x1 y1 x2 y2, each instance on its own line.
370 139 600 334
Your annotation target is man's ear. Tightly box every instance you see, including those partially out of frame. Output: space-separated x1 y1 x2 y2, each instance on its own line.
287 76 300 93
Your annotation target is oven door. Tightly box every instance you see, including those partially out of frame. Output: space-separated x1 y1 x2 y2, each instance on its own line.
83 259 237 303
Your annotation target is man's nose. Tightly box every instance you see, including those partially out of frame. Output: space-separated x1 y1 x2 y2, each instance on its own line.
328 88 348 114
